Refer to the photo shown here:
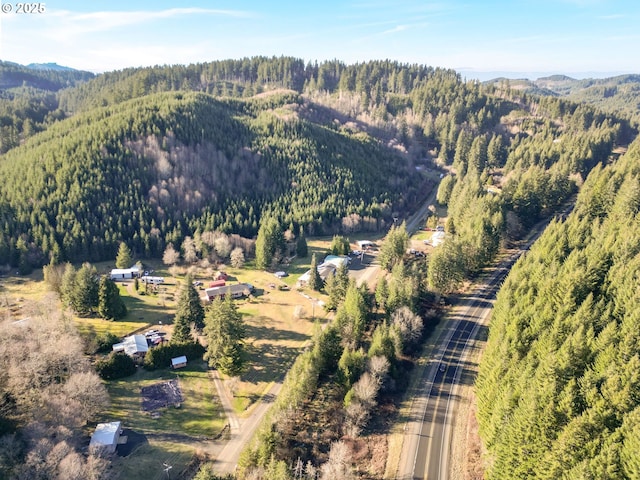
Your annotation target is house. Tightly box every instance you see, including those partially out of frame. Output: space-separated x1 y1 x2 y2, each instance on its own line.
209 279 226 288
112 334 149 357
171 356 188 369
89 421 122 453
141 276 165 284
357 240 374 248
205 283 253 301
323 255 350 268
298 262 337 285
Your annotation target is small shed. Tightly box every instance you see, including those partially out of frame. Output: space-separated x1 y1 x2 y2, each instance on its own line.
357 240 374 249
171 356 188 369
89 421 122 453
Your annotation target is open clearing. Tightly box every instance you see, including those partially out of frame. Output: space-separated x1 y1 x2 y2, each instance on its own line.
1 236 375 475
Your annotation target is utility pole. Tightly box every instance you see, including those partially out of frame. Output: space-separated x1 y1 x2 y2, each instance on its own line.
162 462 172 479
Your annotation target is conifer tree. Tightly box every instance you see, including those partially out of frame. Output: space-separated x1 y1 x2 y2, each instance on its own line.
378 222 409 271
375 276 389 312
98 276 127 320
255 217 284 270
326 262 349 310
296 226 308 258
308 253 323 291
115 242 133 269
204 293 246 376
173 275 205 342
72 263 99 316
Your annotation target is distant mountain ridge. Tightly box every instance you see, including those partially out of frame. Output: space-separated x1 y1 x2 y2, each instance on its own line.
26 62 79 72
484 73 640 120
0 60 94 91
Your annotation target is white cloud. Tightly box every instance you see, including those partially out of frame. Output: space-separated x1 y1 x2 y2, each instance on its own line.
40 7 255 42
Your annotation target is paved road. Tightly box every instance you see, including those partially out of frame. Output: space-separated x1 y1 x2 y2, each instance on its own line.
395 260 511 480
396 207 565 479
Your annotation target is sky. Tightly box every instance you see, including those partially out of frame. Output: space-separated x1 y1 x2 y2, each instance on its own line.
0 0 638 79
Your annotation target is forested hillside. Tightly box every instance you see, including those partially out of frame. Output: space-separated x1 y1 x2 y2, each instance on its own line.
485 74 640 125
0 57 634 275
0 61 94 153
0 90 421 269
476 138 640 479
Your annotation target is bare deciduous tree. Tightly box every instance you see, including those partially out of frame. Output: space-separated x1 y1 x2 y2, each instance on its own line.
391 306 424 351
344 401 369 438
352 372 379 408
162 243 180 266
62 371 110 424
367 355 390 384
320 441 353 480
230 247 245 268
182 236 198 264
293 305 307 320
214 236 232 260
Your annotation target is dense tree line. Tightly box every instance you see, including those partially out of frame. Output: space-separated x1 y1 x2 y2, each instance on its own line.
0 62 94 153
476 138 640 479
2 56 632 276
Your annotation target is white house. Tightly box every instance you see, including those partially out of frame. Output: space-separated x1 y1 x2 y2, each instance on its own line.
89 421 122 453
112 334 149 357
298 262 337 285
323 255 350 268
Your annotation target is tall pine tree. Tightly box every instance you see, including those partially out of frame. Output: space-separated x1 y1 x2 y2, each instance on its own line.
296 225 308 258
115 242 133 269
173 275 205 342
204 293 246 376
308 253 323 291
98 276 127 320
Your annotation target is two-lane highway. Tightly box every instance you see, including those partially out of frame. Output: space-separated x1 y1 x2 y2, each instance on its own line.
396 255 519 480
395 203 561 480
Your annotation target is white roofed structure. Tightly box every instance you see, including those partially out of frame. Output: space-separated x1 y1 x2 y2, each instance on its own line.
90 421 122 453
113 334 148 357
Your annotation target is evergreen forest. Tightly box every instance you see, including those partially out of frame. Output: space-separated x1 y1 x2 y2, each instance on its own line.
476 137 640 479
1 57 634 275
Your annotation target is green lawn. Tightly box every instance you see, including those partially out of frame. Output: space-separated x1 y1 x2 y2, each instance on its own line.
102 360 226 437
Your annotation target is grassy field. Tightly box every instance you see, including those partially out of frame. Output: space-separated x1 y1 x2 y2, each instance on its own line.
1 241 360 471
101 360 225 478
103 360 226 437
200 260 328 415
111 439 195 480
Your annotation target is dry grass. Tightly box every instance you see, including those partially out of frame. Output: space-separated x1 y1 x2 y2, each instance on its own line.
111 438 195 480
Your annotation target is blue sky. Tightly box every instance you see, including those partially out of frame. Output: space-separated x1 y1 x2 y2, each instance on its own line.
0 0 638 79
